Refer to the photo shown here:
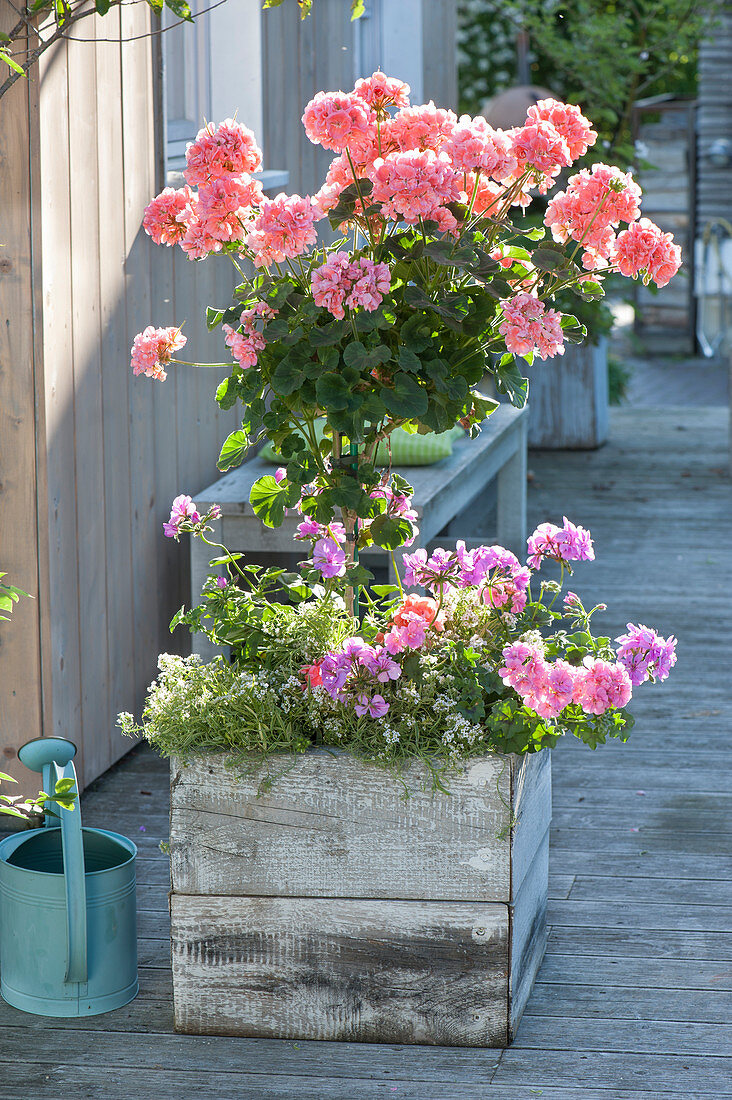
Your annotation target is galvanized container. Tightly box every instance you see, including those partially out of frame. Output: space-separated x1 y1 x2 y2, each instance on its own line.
0 738 138 1017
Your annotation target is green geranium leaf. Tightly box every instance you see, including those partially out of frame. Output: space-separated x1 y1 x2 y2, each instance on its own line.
316 372 351 410
370 514 413 550
309 320 348 347
215 377 238 410
382 373 428 419
249 476 298 528
530 247 567 271
218 429 249 471
272 358 305 396
398 346 422 373
206 306 224 330
403 284 435 311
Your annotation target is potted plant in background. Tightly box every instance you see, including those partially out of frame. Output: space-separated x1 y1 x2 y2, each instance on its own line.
119 74 680 1045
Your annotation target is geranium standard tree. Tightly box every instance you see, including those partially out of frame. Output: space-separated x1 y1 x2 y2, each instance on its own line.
123 74 679 764
134 75 679 601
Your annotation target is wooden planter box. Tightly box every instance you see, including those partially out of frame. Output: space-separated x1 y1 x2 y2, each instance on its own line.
169 748 551 1047
527 337 609 449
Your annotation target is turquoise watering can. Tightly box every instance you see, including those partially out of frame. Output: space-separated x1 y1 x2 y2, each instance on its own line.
0 737 138 1016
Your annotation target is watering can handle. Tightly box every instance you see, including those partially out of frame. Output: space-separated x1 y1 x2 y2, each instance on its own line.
51 760 88 984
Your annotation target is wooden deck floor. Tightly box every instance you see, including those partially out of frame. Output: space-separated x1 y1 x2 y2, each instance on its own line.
2 406 731 1099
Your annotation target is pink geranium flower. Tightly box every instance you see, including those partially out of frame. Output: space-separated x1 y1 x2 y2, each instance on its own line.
353 71 410 111
195 175 263 245
526 99 597 162
246 193 322 268
184 119 262 186
370 148 460 225
615 218 682 288
311 252 391 319
130 326 186 381
615 623 677 685
163 494 200 538
445 116 517 180
499 293 565 360
302 90 375 153
511 119 571 177
390 101 457 153
143 186 196 246
527 516 594 570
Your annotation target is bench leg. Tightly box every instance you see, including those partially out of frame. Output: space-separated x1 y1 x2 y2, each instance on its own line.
497 421 527 559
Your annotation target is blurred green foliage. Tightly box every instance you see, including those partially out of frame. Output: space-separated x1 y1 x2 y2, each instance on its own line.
458 0 720 166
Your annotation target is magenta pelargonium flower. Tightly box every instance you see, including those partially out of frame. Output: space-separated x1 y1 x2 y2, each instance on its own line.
130 326 186 381
615 623 677 686
163 494 200 538
354 693 389 719
527 517 594 570
312 536 347 579
354 72 410 111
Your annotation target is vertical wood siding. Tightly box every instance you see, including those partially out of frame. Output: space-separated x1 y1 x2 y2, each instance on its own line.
697 1 732 229
1 4 236 788
0 10 45 789
1 0 455 788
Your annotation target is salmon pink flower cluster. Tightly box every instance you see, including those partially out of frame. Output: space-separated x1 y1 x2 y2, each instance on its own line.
311 253 391 319
526 99 598 161
527 517 595 570
499 293 565 360
499 642 631 719
302 90 374 153
222 302 276 369
444 116 517 178
615 623 678 685
353 71 410 112
130 326 186 381
370 148 461 226
183 119 262 185
246 193 322 268
544 163 643 270
381 594 445 655
143 186 194 246
615 218 682 288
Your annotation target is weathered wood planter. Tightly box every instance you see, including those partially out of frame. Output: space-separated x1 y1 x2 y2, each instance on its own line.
169 748 551 1046
527 337 609 449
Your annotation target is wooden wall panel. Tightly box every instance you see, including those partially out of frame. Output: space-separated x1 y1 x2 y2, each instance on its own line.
422 0 458 110
120 3 160 784
0 10 44 789
67 14 108 784
97 7 136 773
2 0 461 792
37 35 83 760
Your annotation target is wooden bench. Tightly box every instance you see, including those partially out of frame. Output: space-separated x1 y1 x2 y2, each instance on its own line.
190 403 528 658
